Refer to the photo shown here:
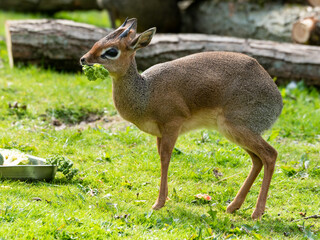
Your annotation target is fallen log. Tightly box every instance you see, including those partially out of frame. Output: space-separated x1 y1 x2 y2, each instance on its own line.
0 0 99 12
5 19 112 70
6 19 320 86
137 34 320 86
292 17 320 44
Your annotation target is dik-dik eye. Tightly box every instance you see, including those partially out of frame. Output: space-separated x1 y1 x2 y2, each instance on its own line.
101 47 120 60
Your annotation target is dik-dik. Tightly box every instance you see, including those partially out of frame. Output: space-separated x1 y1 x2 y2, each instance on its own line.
80 18 283 220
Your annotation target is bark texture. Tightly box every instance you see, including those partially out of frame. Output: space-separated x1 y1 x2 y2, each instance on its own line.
0 0 99 12
6 20 320 86
183 1 320 42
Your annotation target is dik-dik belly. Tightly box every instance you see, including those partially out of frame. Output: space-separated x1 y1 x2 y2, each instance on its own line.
136 109 224 137
180 109 223 134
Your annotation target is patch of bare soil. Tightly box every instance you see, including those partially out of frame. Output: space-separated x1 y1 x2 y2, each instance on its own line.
54 115 131 132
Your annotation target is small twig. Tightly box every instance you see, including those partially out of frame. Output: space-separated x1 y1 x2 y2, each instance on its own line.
213 170 245 184
292 214 320 222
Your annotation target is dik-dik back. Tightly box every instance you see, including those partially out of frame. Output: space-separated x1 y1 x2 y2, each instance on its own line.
142 52 282 135
81 18 283 220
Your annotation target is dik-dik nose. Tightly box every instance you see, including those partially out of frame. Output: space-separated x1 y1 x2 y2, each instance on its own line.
80 57 86 66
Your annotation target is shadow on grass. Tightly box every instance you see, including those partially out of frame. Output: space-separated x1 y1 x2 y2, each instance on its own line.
0 177 82 187
150 204 310 239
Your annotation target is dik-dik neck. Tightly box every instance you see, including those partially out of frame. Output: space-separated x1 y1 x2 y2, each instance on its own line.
111 58 149 122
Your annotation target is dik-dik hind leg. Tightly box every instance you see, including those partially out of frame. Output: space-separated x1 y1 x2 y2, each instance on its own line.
251 142 277 220
227 150 263 214
221 123 277 220
152 127 179 210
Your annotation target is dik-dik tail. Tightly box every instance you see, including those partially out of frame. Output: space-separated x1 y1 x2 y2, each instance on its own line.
80 18 283 220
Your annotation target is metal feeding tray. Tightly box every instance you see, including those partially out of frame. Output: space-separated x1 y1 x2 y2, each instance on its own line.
0 155 57 181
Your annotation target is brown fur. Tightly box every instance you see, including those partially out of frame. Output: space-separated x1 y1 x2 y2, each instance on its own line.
80 19 283 220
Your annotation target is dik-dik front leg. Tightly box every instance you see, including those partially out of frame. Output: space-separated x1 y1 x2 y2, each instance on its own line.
152 125 180 210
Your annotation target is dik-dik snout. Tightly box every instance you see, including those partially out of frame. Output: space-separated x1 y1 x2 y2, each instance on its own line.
82 18 282 220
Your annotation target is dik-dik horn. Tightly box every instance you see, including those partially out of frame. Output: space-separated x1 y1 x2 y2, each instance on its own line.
80 18 283 220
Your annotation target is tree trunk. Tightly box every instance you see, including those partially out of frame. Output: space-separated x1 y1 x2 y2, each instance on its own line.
292 17 320 44
6 20 320 86
182 1 320 42
0 0 99 12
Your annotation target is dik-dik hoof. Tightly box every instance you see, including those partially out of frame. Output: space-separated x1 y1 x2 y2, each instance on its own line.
152 201 166 210
251 209 264 220
226 202 240 213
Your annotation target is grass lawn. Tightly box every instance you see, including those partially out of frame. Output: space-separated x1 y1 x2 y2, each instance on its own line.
0 10 320 240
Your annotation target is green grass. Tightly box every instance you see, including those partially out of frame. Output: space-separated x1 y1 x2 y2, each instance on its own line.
54 10 111 28
0 11 320 240
0 11 44 35
0 10 111 36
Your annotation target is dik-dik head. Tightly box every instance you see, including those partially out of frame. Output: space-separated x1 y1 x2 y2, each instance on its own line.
80 18 156 77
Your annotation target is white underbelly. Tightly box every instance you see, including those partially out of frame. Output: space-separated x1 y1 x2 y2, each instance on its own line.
180 109 223 135
136 120 162 137
136 109 223 137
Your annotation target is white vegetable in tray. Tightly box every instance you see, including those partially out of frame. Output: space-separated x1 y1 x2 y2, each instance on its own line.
0 149 29 166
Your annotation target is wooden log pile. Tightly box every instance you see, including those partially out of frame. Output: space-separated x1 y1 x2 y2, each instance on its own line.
5 19 320 86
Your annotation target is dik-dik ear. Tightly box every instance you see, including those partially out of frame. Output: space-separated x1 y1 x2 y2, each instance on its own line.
129 27 156 50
